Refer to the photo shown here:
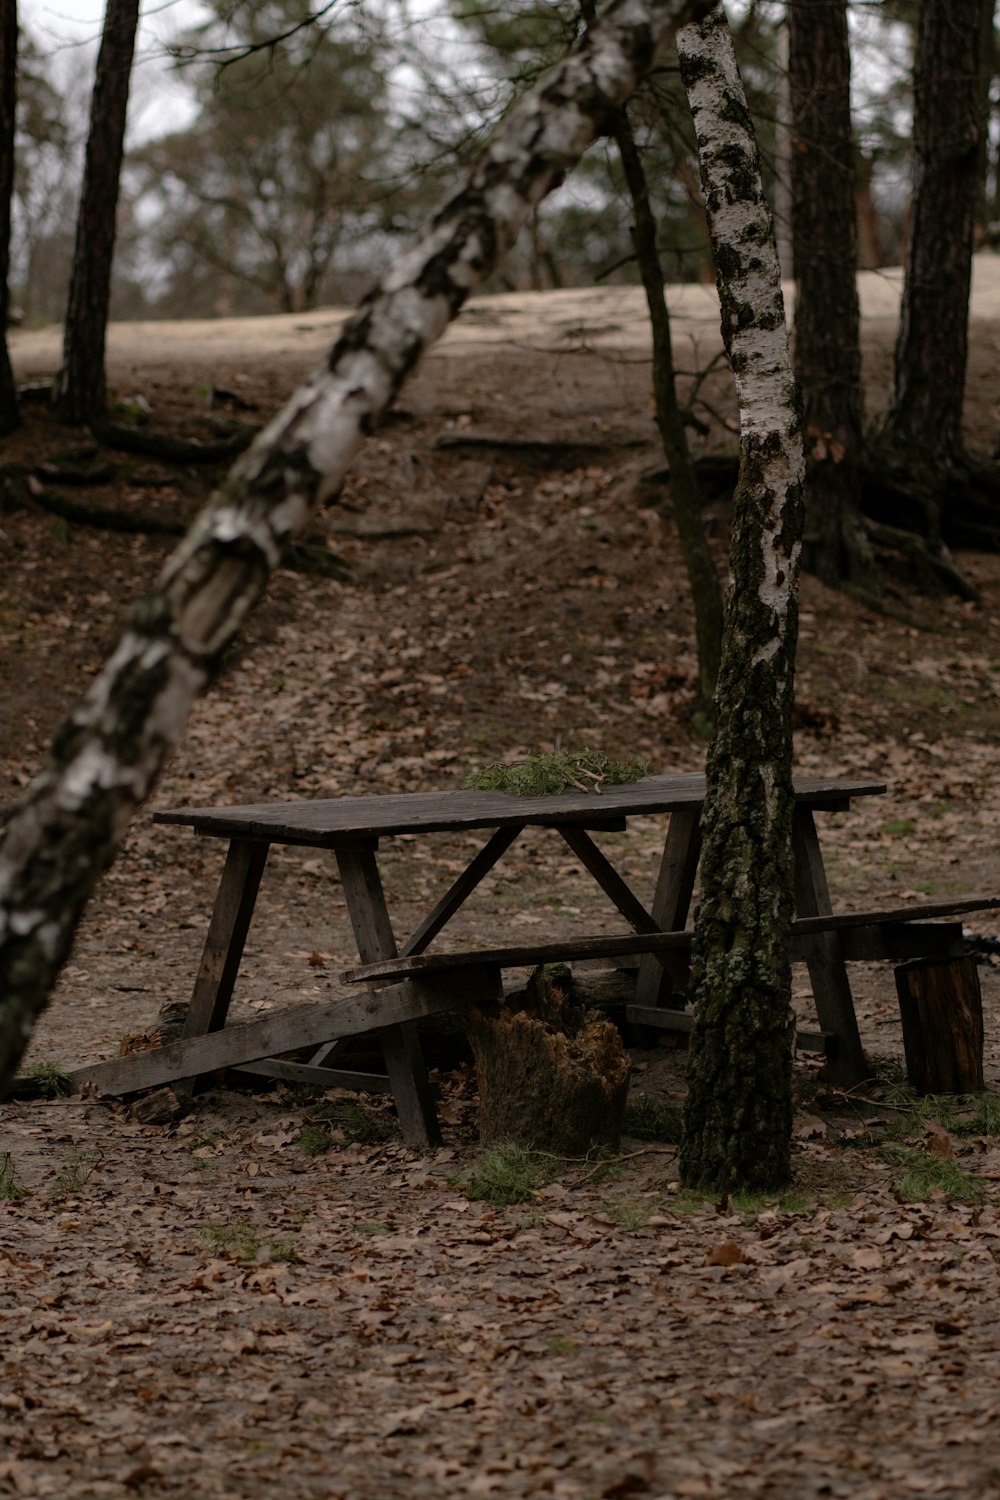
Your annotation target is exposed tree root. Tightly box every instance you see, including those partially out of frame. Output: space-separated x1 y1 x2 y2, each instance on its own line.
90 418 259 463
28 484 348 577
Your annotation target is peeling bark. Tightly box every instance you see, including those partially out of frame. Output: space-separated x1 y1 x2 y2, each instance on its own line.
0 0 716 1093
676 6 804 1192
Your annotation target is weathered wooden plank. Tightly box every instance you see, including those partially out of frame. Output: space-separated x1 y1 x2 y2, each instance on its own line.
792 808 869 1088
343 911 981 986
336 846 442 1147
835 921 963 963
336 847 399 964
557 826 659 933
183 839 269 1038
400 826 522 957
70 976 466 1096
624 1005 831 1055
344 929 695 983
152 773 887 845
635 806 702 1009
231 1060 392 1092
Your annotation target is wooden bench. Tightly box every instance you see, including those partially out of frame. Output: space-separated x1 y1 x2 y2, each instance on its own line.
342 895 1000 1063
74 773 981 1147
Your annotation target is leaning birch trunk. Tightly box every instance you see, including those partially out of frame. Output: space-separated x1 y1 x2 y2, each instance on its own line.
675 6 805 1192
0 0 715 1093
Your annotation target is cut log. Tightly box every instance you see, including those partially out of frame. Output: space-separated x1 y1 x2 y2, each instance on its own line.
895 956 984 1095
461 967 631 1154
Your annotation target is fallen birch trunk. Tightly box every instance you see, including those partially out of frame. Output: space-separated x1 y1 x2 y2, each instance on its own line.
675 6 806 1192
0 0 714 1091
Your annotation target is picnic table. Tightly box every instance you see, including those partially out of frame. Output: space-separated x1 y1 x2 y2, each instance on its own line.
71 772 995 1145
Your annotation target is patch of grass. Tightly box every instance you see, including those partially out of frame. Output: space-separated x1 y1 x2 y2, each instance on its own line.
268 1238 300 1264
732 1190 811 1220
462 1142 553 1205
296 1126 332 1157
547 1336 580 1355
880 1144 985 1204
624 1097 683 1144
881 818 916 836
665 1188 714 1215
0 1153 28 1202
465 749 646 798
14 1061 72 1099
48 1149 102 1201
600 1200 653 1231
199 1223 262 1261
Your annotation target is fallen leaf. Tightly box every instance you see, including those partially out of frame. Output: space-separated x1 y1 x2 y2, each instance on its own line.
706 1242 744 1267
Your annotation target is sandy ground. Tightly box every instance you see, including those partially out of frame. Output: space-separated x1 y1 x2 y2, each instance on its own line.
13 257 1000 384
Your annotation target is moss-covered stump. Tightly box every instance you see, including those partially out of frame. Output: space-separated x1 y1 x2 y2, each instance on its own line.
462 968 631 1155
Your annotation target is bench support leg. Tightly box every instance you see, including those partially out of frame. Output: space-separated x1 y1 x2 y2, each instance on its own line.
634 808 701 1010
792 810 869 1088
336 847 442 1149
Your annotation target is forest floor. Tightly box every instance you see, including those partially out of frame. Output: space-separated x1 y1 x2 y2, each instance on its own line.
2 264 1000 1497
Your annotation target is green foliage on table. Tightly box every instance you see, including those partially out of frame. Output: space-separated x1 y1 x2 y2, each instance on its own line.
465 749 647 797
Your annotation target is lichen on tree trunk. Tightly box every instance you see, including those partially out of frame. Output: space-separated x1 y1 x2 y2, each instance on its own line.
676 6 805 1192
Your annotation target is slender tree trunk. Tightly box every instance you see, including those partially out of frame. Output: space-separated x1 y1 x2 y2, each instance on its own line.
884 0 985 473
579 0 723 714
612 105 723 716
0 0 17 436
789 0 871 590
0 0 716 1093
53 0 140 425
676 5 805 1193
976 0 996 236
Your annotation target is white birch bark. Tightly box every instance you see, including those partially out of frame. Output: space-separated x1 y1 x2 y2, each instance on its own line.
0 0 716 1091
675 5 806 1191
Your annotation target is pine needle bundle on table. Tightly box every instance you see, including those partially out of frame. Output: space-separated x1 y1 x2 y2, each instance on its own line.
465 749 647 797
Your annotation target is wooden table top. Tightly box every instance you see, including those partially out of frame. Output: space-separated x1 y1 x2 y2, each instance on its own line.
152 773 887 848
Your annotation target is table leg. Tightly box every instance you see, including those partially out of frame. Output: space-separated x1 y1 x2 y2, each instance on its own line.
633 808 702 1010
182 839 269 1039
792 808 869 1087
336 847 442 1149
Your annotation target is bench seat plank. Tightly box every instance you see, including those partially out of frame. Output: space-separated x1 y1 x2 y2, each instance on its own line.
343 898 999 984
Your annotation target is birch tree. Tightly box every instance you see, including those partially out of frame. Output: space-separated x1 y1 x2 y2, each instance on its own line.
676 5 805 1192
0 0 716 1093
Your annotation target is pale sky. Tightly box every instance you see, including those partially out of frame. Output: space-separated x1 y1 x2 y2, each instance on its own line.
20 0 208 136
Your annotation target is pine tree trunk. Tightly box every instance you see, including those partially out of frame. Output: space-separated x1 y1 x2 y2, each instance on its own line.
789 0 870 591
0 0 17 437
885 0 985 473
53 0 140 426
676 6 805 1193
0 0 715 1094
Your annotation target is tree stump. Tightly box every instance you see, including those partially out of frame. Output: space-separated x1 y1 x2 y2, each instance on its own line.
895 956 984 1094
462 967 631 1154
